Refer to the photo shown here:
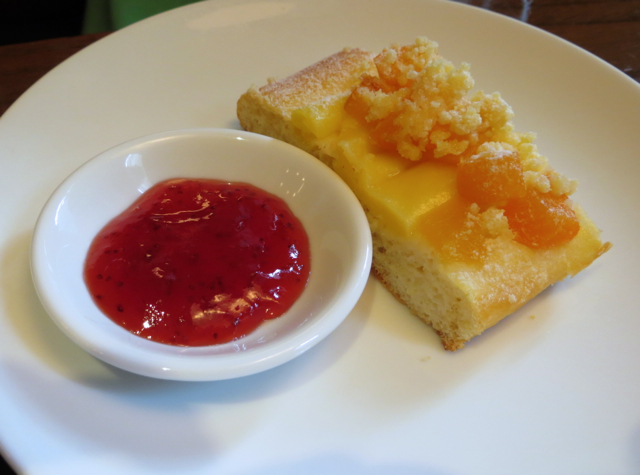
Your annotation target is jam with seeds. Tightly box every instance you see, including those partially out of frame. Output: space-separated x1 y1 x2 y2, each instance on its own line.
84 178 310 346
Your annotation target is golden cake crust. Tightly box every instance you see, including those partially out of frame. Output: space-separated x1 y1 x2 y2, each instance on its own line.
238 48 376 163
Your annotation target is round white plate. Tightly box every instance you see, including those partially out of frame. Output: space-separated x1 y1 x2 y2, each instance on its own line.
0 0 639 473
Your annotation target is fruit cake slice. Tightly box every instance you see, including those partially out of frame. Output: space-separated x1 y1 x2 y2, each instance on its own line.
237 38 610 351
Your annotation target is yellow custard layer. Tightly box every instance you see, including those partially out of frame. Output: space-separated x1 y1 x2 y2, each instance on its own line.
293 103 488 264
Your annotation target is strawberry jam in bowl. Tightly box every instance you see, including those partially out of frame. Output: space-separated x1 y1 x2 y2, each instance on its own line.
31 129 372 381
84 178 312 347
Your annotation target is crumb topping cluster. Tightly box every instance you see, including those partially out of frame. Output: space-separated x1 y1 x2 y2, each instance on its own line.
345 37 580 250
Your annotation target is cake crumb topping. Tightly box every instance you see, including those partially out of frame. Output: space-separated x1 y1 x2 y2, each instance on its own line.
345 37 582 250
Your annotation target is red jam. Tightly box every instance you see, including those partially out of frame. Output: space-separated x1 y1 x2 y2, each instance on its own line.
84 178 310 346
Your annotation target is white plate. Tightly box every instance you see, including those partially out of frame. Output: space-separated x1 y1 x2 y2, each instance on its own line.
1 0 639 473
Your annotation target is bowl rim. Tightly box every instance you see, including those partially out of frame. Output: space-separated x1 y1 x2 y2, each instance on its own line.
30 128 372 381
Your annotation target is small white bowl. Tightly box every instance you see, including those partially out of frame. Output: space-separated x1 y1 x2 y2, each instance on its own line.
31 128 372 381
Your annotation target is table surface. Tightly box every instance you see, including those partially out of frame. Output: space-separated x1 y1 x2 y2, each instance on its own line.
0 0 638 472
1 0 639 119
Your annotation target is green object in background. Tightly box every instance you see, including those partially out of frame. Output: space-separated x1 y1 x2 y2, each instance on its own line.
83 0 202 33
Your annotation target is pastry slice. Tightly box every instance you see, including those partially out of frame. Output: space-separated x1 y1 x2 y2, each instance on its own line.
237 38 610 350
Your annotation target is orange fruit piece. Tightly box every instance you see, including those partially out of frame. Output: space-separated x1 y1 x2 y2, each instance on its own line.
457 150 526 206
504 189 580 248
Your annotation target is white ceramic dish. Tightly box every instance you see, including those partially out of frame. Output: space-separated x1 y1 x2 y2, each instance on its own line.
1 0 639 474
30 128 372 381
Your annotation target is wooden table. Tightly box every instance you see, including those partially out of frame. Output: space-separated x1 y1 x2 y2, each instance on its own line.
1 0 639 119
0 0 638 472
